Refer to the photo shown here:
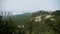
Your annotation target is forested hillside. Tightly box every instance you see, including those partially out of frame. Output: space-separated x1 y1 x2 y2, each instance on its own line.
0 10 60 34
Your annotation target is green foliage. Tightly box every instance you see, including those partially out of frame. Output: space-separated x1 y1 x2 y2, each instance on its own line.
24 10 60 34
0 15 18 34
0 10 60 34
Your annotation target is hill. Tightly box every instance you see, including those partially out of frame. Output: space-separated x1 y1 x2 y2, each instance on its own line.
3 10 60 34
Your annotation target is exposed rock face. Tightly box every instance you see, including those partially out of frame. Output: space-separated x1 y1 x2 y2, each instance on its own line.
35 16 41 22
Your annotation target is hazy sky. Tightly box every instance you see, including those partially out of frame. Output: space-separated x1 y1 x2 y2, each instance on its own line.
0 0 60 14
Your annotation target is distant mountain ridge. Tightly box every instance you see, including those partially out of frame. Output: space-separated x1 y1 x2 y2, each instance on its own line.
4 10 60 25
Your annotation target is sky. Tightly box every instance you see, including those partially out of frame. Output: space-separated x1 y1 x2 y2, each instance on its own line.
0 0 60 14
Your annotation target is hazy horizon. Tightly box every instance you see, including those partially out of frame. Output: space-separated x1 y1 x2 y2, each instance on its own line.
0 0 60 14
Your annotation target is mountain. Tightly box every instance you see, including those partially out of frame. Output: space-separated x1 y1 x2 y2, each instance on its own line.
2 10 60 34
4 10 51 25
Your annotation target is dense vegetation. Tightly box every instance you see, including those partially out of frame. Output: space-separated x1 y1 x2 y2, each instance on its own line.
0 10 60 34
